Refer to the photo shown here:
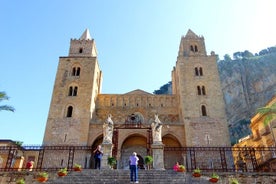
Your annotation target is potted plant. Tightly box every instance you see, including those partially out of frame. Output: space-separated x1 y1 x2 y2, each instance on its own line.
192 168 201 177
73 163 82 171
16 178 25 184
229 178 239 184
177 165 185 172
107 156 117 169
37 171 48 182
144 155 153 170
57 167 68 177
209 173 219 183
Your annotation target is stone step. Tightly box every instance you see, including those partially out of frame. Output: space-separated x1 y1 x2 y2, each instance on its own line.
44 170 212 184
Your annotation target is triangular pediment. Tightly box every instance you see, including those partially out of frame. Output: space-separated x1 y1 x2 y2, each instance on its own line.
124 89 153 95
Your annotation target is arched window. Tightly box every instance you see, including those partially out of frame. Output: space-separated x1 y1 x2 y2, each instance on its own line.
190 45 194 52
76 67 80 76
201 105 207 116
71 67 81 76
197 86 201 95
68 86 73 96
195 68 199 76
202 86 206 95
79 48 83 53
199 67 203 76
66 106 73 117
71 68 76 76
195 45 198 52
197 85 206 95
68 86 78 96
73 86 78 96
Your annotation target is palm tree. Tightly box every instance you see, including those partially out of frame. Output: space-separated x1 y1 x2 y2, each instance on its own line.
0 91 15 112
257 102 276 126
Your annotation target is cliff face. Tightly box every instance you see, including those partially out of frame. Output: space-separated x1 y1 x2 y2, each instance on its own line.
218 53 276 144
218 53 276 125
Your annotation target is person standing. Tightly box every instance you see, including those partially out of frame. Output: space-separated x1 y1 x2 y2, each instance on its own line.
129 152 139 183
93 145 103 169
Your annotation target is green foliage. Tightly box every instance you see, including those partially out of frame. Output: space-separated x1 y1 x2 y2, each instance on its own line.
74 163 81 168
257 102 276 126
0 91 15 112
210 172 219 179
38 171 48 178
179 165 185 169
193 168 201 173
58 168 68 174
15 141 23 146
153 81 172 95
107 156 117 166
223 54 232 61
16 178 25 184
229 178 239 184
144 155 153 165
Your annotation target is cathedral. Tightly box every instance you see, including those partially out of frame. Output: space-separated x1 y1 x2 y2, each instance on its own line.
42 29 230 169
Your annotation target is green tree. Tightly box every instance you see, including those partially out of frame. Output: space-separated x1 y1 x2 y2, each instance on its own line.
257 102 276 126
223 54 232 61
0 91 15 112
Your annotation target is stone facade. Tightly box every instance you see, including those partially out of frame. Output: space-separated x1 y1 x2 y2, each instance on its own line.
42 29 230 169
233 96 276 171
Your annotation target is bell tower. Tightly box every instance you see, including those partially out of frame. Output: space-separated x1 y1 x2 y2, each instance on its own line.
43 29 102 145
172 29 230 147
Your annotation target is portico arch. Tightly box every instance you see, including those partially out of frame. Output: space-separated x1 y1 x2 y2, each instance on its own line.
119 134 147 169
90 135 103 169
163 134 182 169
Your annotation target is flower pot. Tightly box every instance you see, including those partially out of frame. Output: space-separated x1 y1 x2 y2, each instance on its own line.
193 173 201 177
58 172 67 177
177 168 185 172
37 177 48 183
209 178 219 183
73 167 82 172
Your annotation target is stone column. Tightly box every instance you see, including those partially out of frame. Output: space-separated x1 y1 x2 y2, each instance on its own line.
101 143 113 169
151 143 165 170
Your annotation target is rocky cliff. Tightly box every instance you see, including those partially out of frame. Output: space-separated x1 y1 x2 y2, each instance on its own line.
218 53 276 144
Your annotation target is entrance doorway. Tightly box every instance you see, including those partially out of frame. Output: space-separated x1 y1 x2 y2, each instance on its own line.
120 134 147 169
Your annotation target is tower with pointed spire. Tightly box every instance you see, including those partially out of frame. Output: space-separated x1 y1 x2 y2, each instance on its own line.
43 29 102 145
172 29 230 147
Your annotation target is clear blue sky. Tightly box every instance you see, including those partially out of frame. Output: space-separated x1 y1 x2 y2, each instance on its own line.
1 0 275 145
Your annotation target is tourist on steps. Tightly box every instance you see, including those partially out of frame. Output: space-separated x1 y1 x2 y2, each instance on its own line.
129 152 139 183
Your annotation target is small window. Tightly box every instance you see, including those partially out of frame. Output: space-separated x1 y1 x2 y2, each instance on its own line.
71 67 81 76
76 67 80 76
73 87 78 96
190 45 194 52
195 68 199 76
199 67 203 76
68 86 73 96
201 105 207 116
197 86 201 95
68 86 78 96
202 86 206 95
195 45 198 52
71 68 76 76
66 106 73 117
79 48 83 53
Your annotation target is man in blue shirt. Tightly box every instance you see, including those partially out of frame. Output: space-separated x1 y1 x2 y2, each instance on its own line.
93 145 103 169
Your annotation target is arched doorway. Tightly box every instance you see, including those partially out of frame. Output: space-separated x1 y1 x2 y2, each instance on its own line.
90 135 103 169
163 134 182 169
120 134 147 169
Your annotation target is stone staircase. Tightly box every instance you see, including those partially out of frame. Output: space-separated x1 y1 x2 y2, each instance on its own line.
45 169 212 184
